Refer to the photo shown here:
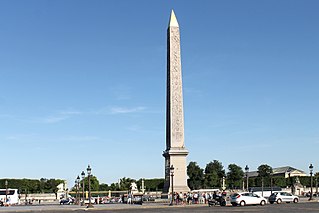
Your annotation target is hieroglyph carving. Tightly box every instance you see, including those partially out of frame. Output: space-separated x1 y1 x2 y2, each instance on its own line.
169 26 184 148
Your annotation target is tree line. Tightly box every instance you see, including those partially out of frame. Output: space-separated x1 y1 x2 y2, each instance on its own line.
2 161 318 193
187 160 319 190
0 177 165 193
0 178 64 194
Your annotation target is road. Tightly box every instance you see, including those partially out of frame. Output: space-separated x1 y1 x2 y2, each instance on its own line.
1 202 319 213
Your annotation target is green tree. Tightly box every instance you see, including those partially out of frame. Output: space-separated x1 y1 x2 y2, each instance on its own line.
81 176 99 191
257 164 273 187
109 183 120 191
136 178 164 191
227 164 244 189
0 178 63 194
257 164 273 178
118 177 136 191
314 172 319 190
272 176 287 188
187 161 204 190
99 183 109 191
204 160 225 188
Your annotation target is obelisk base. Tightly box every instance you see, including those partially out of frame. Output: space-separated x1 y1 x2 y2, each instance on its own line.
162 149 190 194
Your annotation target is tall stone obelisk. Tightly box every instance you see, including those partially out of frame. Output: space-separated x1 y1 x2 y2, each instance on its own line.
163 10 190 193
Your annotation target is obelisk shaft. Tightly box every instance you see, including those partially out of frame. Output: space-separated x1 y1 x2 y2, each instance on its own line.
166 10 184 150
163 10 190 194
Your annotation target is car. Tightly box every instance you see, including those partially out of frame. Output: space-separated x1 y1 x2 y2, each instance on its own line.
59 198 74 205
268 192 299 204
83 198 95 204
230 192 267 206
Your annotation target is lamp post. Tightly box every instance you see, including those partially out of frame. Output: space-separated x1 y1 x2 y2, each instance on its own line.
5 180 8 203
288 173 292 194
169 165 174 206
81 171 85 206
245 165 249 191
76 175 80 205
309 164 314 201
316 176 318 196
87 165 93 208
270 172 273 194
74 180 78 204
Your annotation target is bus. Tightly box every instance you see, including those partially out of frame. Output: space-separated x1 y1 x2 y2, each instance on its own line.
0 189 20 205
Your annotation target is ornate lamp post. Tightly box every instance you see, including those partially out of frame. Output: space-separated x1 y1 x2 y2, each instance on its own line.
74 180 78 204
169 165 174 206
81 171 85 206
5 180 8 203
270 171 273 194
76 176 80 205
87 165 93 208
316 176 318 196
245 165 249 191
309 163 314 201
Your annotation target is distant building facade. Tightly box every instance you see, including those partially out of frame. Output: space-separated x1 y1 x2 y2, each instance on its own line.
247 166 306 178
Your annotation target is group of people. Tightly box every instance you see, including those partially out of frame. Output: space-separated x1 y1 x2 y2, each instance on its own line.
0 197 11 207
171 190 227 205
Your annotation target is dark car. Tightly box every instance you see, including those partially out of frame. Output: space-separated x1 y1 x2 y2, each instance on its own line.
60 198 74 205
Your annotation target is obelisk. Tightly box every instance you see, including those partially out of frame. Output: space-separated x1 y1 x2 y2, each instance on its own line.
163 10 190 193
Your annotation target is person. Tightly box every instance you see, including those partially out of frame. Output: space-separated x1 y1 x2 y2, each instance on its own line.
175 192 179 205
222 190 227 197
127 193 132 204
187 192 192 205
213 191 217 200
193 192 198 204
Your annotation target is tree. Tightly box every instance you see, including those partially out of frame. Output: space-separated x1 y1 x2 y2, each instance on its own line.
257 164 273 187
99 183 109 191
0 178 64 194
136 178 164 191
227 164 244 189
109 183 120 191
204 160 225 188
81 175 99 191
118 177 136 191
257 164 273 178
187 161 204 190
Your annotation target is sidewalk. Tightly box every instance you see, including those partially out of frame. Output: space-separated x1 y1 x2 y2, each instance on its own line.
0 198 318 212
0 203 205 212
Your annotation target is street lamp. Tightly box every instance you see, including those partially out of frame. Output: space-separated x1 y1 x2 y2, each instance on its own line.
81 171 85 206
5 180 8 203
76 176 80 205
309 163 314 201
270 171 273 194
245 165 249 191
74 180 78 204
87 165 93 208
169 165 174 206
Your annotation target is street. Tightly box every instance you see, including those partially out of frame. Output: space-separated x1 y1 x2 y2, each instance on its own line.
0 202 319 213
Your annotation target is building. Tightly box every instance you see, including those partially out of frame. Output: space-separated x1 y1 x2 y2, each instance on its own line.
247 166 306 178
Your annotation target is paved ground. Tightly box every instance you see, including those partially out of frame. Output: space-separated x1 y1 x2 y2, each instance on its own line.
0 198 318 213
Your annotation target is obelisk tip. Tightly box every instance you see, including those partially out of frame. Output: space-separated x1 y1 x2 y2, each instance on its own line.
169 10 179 27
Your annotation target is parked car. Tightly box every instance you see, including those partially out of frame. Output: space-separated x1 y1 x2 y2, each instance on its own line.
84 198 96 204
59 198 74 205
230 192 267 206
268 192 299 204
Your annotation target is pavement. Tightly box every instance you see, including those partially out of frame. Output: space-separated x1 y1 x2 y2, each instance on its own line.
0 197 318 212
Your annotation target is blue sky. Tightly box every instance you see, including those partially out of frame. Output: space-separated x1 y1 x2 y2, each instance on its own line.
1 0 318 187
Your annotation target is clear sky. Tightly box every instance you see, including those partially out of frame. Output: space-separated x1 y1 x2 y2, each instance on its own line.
1 0 318 187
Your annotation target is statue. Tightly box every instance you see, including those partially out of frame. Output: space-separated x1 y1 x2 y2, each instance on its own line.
130 182 138 193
